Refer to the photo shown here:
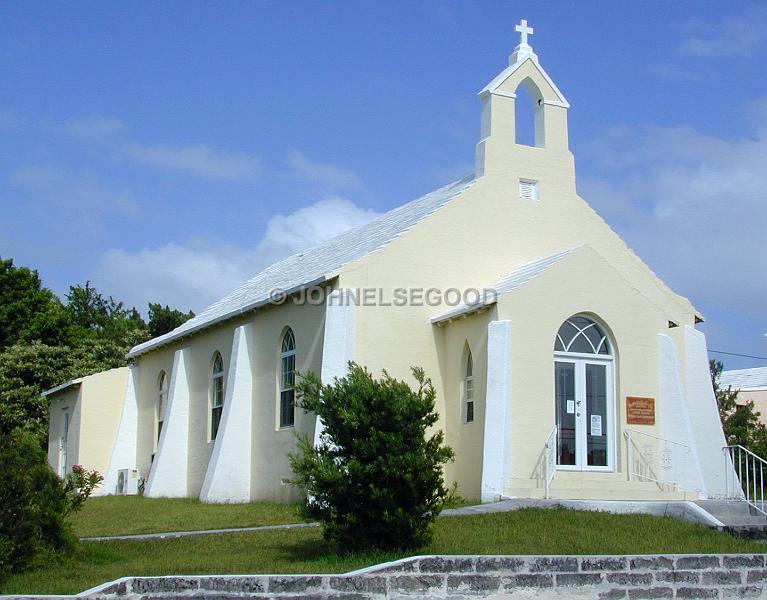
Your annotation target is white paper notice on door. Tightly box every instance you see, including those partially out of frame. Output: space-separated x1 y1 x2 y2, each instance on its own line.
590 414 602 437
567 400 575 414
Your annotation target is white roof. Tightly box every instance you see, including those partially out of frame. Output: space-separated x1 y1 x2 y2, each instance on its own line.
720 366 767 391
41 377 83 397
128 175 476 358
431 247 578 324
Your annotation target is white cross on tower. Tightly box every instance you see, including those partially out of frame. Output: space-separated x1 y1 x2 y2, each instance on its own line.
515 19 534 47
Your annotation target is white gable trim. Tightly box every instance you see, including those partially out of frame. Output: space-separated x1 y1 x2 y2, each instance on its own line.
479 56 570 109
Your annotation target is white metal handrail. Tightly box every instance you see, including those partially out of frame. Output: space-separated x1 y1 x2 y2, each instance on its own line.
723 445 767 516
624 429 691 491
543 425 558 499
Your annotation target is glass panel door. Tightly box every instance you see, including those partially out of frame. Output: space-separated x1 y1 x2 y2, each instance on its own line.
555 359 613 471
555 361 576 466
585 363 608 467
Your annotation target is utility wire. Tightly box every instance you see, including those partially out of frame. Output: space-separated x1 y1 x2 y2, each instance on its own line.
709 349 767 361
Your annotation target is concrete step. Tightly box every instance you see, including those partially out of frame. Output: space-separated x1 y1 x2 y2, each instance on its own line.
507 473 697 501
694 500 767 536
695 500 764 517
506 486 696 501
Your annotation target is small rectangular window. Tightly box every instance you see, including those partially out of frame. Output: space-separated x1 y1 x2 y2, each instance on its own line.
280 389 295 428
465 377 474 423
519 179 539 200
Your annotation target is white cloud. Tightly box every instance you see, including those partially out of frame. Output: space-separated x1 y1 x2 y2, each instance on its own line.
125 141 262 181
649 63 701 82
62 114 262 181
580 102 767 325
287 151 362 191
10 166 140 218
679 7 767 58
62 115 126 139
91 197 381 312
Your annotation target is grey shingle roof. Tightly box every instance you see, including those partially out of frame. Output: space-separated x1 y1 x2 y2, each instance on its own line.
720 367 767 391
128 175 476 358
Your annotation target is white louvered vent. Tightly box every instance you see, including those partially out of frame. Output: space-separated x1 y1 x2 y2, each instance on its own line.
519 179 539 200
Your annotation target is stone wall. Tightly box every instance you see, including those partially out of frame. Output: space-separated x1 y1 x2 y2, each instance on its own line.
14 554 767 599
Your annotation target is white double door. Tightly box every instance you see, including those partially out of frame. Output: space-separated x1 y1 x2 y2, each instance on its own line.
554 356 614 471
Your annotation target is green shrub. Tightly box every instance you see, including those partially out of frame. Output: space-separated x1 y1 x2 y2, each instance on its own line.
290 363 454 551
0 430 100 583
0 430 73 579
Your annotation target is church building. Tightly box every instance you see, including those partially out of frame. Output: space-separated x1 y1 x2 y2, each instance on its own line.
101 21 731 504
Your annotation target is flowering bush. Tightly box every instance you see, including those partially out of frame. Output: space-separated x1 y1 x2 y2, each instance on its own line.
0 435 102 584
62 464 103 516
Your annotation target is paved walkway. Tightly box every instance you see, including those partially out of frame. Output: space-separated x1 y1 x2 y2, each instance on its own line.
82 502 496 542
81 521 319 542
81 498 719 542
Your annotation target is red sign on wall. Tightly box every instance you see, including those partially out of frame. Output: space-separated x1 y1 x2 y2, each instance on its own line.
626 397 655 425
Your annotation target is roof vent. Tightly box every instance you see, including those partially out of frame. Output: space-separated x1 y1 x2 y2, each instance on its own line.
519 179 539 200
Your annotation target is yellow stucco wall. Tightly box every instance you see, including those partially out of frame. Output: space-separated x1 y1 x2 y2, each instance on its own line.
738 390 767 426
78 367 129 481
47 367 128 489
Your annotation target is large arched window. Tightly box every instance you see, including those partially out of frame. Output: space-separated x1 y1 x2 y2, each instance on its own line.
279 328 296 428
210 352 224 440
554 315 614 472
463 347 474 424
156 371 167 447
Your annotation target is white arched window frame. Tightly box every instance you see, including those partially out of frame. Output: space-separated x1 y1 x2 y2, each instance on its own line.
464 348 474 424
553 315 616 473
279 329 296 428
156 371 167 448
210 352 224 441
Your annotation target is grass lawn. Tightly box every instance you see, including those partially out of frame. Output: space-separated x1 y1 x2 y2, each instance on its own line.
4 508 764 595
70 496 307 538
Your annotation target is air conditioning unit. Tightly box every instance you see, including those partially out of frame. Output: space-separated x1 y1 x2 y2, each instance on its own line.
116 468 140 495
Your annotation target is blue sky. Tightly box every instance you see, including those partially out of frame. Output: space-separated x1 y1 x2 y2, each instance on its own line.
1 1 765 369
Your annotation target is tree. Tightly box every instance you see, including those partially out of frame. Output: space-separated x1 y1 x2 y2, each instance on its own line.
0 258 192 446
65 282 148 348
290 363 454 551
711 359 767 457
0 258 69 348
0 338 131 441
148 303 195 337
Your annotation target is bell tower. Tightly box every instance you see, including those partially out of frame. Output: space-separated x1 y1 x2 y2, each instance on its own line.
475 20 575 197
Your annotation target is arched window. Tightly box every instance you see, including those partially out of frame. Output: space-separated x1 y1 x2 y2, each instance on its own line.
464 348 474 423
553 315 614 471
515 77 545 148
156 371 167 446
210 352 224 440
279 328 296 428
555 316 611 355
